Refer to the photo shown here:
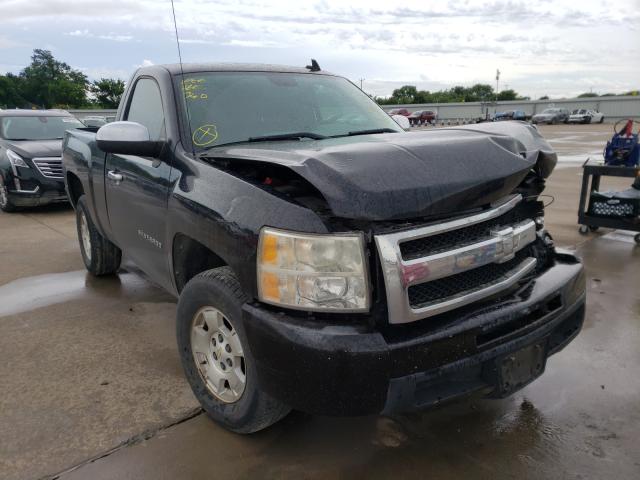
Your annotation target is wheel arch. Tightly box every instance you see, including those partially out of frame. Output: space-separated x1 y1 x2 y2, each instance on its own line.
66 171 85 208
172 232 228 293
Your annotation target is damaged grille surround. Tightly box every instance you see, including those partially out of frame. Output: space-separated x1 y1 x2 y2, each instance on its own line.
375 194 539 324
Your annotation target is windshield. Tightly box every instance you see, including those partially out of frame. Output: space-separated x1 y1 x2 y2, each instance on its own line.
177 72 402 149
0 115 84 140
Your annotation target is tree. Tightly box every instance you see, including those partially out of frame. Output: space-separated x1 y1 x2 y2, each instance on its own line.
390 85 418 104
538 95 549 100
497 89 519 101
577 92 598 98
19 49 89 108
466 84 494 102
0 73 28 108
91 78 125 108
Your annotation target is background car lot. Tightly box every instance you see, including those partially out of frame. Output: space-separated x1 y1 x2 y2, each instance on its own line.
1 123 639 480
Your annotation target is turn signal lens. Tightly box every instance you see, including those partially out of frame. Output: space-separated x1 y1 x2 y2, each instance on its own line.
257 227 369 312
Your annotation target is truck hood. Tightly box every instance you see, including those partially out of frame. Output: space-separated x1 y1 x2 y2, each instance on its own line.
206 122 556 221
3 139 62 159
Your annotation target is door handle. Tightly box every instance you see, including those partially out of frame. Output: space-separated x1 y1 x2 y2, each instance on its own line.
107 170 123 184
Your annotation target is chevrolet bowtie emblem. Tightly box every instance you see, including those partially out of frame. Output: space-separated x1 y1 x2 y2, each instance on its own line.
492 227 517 262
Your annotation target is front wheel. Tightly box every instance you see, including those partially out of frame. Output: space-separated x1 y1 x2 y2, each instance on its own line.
599 116 605 124
177 267 290 434
76 195 121 275
0 177 18 212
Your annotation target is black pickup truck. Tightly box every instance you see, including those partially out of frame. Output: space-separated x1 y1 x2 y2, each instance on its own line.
62 63 586 433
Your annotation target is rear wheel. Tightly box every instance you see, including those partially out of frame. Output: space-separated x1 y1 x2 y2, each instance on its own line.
177 267 290 433
0 177 18 213
599 116 605 124
76 195 121 275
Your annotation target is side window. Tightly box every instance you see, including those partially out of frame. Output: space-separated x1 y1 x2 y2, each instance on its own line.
125 78 165 141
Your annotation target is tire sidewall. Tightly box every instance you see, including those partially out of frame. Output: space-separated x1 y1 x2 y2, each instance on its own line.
0 176 16 212
76 196 95 271
176 273 265 432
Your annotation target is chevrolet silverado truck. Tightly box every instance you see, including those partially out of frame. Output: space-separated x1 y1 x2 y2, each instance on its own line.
0 109 84 212
62 63 586 434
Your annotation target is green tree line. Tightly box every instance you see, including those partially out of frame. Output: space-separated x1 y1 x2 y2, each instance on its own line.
0 49 125 109
375 84 527 105
375 84 639 105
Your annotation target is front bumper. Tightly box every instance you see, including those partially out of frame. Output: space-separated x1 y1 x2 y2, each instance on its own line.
3 169 67 207
242 251 585 416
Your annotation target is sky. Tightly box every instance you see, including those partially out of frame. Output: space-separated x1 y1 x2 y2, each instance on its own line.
1 0 639 99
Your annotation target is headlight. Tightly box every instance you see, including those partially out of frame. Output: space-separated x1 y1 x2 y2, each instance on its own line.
257 227 369 312
6 149 29 173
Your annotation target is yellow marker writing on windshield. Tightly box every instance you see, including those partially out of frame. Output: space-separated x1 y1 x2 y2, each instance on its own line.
192 124 219 146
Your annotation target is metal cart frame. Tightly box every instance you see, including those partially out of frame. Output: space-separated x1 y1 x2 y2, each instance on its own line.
577 160 640 243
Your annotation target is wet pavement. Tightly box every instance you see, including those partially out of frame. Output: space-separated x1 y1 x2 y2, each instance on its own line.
1 124 639 479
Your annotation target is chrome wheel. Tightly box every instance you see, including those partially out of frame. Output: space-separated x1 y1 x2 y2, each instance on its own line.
79 210 92 262
191 306 246 403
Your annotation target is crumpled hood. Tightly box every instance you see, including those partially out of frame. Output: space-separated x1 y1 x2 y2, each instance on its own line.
208 121 556 221
4 139 62 159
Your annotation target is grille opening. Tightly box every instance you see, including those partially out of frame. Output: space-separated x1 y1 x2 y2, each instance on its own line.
400 201 539 260
32 158 63 179
476 294 562 347
408 250 532 309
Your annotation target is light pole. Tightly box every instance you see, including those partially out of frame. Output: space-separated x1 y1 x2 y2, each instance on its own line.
359 78 365 90
495 69 500 101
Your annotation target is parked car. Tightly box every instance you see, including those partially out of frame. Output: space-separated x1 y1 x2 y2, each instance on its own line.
531 108 570 125
494 110 528 121
82 115 108 128
63 62 585 434
408 110 437 126
388 108 411 116
568 109 604 124
0 109 84 212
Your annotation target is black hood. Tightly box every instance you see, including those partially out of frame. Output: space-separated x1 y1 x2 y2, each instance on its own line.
207 122 556 221
3 139 62 159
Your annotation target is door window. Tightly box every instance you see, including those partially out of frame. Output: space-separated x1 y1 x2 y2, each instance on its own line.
125 78 165 141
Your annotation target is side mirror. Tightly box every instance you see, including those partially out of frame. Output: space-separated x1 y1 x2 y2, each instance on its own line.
96 121 163 157
392 114 411 130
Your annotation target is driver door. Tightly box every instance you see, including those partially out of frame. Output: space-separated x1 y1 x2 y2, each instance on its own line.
105 77 172 283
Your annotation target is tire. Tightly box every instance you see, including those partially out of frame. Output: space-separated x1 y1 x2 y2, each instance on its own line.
0 176 18 213
586 117 592 124
635 234 640 245
579 225 589 235
177 267 290 434
76 195 121 275
599 116 605 124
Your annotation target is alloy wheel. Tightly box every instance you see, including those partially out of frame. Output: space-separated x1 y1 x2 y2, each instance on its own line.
191 306 246 403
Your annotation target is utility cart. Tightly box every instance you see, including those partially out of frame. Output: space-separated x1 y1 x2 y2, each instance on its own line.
577 160 640 243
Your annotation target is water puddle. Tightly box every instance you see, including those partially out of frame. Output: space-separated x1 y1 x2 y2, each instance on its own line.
0 270 158 317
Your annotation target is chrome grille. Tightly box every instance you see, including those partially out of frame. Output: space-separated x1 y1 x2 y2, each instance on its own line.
32 157 63 179
375 195 538 324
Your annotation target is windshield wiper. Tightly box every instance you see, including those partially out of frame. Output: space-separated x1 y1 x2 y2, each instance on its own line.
247 132 327 142
333 128 399 138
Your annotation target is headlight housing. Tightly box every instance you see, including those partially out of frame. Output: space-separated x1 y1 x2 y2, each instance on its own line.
257 227 370 312
6 149 29 173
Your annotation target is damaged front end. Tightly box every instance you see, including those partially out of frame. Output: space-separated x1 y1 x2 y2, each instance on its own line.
220 122 585 416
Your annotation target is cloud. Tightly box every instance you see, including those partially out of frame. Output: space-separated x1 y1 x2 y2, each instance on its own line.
0 0 638 97
65 29 133 42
